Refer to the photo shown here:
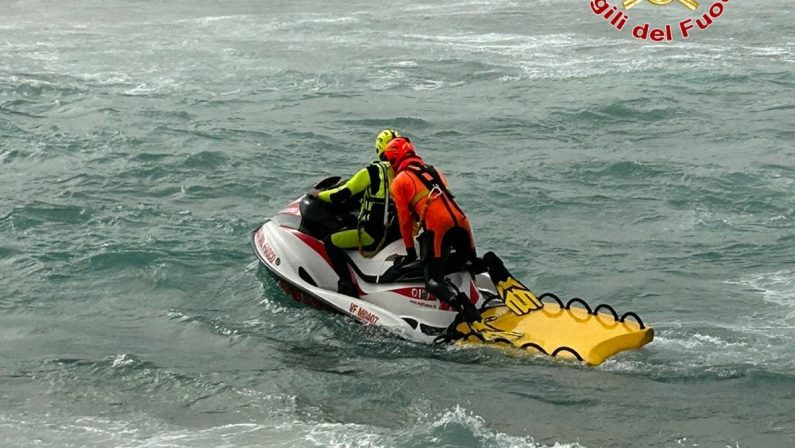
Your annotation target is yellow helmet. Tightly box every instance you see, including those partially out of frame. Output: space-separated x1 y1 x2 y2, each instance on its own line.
375 129 401 157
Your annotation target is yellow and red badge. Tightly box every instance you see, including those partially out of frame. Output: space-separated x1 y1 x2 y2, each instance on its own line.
589 0 731 41
622 0 699 11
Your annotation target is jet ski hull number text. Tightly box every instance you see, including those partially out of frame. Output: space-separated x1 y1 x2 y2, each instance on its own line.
349 303 380 325
256 231 279 264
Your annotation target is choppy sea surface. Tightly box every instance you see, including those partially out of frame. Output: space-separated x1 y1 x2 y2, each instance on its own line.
1 1 794 447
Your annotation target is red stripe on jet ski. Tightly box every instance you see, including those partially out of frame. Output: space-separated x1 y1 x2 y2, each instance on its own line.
351 272 367 297
278 199 301 217
285 228 333 267
469 280 479 304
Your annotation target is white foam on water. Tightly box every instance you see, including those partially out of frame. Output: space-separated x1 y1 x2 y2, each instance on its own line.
399 32 727 80
129 422 270 448
302 404 584 448
395 27 789 82
299 17 359 25
653 333 748 350
411 79 463 91
304 423 387 448
74 71 132 85
122 79 180 96
111 353 136 368
244 260 261 272
599 315 794 376
167 309 193 322
178 14 254 25
426 405 583 448
389 60 419 68
402 0 519 14
0 404 582 448
268 15 360 33
725 270 795 308
744 45 790 57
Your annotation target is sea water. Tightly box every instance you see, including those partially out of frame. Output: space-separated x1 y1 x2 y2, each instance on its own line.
1 1 793 447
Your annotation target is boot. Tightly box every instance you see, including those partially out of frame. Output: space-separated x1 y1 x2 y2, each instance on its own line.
337 280 358 298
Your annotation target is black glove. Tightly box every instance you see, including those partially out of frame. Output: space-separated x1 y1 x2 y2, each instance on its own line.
393 247 418 267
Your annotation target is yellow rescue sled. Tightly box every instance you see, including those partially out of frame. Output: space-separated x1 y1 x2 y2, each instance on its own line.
451 253 654 366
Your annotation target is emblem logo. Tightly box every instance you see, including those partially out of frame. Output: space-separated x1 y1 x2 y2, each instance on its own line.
590 0 730 41
622 0 699 10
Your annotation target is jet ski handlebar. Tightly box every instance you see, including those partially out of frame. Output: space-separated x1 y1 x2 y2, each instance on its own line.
312 176 343 191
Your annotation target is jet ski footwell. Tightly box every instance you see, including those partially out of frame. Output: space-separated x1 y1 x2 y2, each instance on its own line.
453 293 654 366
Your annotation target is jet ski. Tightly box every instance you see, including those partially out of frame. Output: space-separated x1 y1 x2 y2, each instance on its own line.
252 176 654 365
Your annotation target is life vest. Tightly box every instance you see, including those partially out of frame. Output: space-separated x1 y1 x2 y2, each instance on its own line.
358 160 395 237
400 160 466 229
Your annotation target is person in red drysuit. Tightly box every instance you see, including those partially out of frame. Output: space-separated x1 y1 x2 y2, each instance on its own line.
382 137 482 323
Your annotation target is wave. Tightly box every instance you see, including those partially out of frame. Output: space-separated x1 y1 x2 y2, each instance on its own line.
726 270 795 309
0 404 582 448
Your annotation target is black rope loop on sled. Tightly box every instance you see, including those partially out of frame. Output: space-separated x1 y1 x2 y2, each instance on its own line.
565 297 593 314
619 312 646 329
538 292 564 307
551 346 584 361
450 327 586 363
444 289 646 363
543 295 636 328
593 303 619 320
520 342 549 355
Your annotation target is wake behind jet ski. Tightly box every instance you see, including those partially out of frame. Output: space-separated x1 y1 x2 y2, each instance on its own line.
252 176 654 365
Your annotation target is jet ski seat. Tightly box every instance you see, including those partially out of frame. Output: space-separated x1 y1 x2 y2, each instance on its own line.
345 255 478 284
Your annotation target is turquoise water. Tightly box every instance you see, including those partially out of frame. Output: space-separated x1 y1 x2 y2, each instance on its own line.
1 1 793 447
